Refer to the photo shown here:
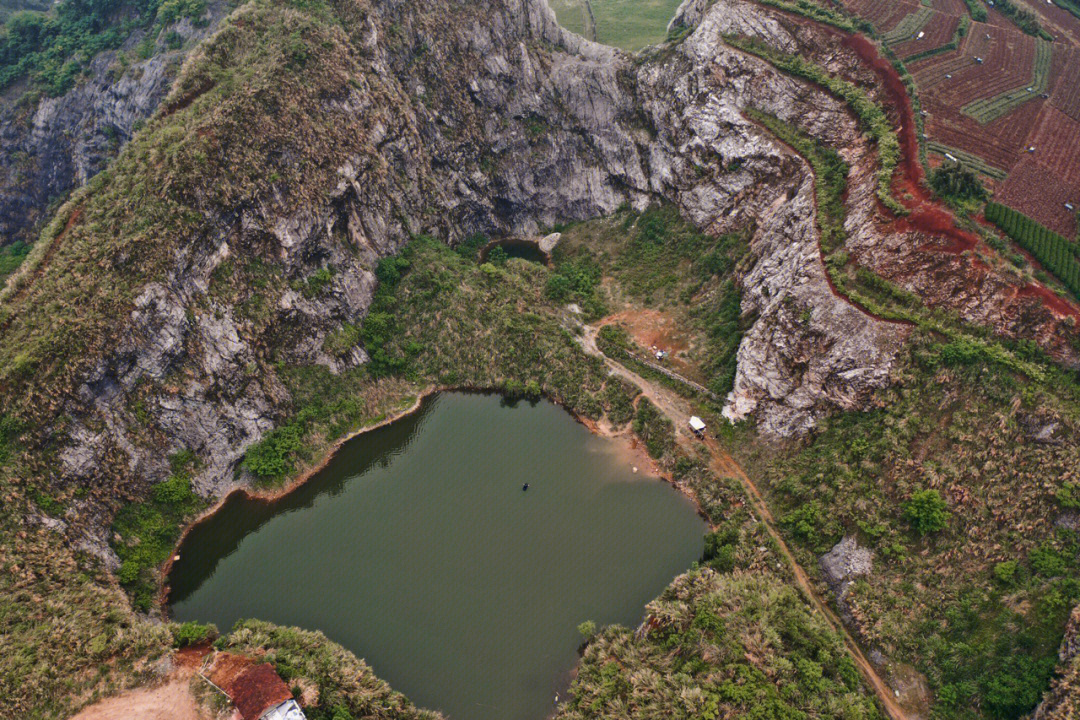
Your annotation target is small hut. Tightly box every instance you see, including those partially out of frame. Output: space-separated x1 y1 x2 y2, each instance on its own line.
688 416 706 437
204 653 307 720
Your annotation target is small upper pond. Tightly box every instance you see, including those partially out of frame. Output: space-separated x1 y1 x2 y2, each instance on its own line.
170 392 704 720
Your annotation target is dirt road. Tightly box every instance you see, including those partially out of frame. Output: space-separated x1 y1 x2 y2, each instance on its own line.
68 677 209 720
579 321 911 720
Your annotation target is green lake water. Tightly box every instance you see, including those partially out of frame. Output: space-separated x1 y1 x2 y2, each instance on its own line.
169 392 704 720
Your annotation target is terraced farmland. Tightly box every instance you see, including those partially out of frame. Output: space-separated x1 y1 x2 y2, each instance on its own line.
1051 47 1080 121
882 6 934 45
962 38 1052 123
824 0 1080 238
892 11 962 62
925 141 1007 179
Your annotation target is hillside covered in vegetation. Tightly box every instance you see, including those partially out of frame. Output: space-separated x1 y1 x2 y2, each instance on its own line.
3 0 1080 718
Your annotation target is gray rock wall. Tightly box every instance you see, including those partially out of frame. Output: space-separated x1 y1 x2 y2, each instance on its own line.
0 2 230 247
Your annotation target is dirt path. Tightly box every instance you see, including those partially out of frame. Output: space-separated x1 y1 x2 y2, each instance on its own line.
69 645 215 720
68 677 209 720
579 321 911 720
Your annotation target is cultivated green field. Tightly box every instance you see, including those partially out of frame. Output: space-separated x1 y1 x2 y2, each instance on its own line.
548 0 683 52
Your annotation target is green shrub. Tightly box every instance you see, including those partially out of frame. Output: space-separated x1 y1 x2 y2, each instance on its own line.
170 621 217 648
454 233 488 261
981 655 1055 719
993 560 1020 586
324 323 361 357
1029 545 1067 577
1058 482 1080 510
902 489 949 535
243 422 305 480
703 529 738 572
939 339 984 366
632 398 674 459
929 162 987 202
111 470 203 610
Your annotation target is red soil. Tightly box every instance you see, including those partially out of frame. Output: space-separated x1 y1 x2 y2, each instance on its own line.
839 32 1080 319
1018 284 1080 321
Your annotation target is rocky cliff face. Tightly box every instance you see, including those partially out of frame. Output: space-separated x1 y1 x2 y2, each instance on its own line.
5 0 1065 558
1033 606 1080 719
0 1 230 248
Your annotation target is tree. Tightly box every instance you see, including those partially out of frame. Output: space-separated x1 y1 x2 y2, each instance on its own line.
903 489 949 535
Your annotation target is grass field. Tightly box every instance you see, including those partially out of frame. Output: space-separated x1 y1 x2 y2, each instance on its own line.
548 0 684 51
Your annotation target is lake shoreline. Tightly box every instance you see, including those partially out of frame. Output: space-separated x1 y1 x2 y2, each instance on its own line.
158 384 709 610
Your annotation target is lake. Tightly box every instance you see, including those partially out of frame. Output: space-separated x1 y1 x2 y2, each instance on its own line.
170 392 704 720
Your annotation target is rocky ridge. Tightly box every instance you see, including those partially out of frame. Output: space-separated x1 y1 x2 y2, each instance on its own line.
4 0 1069 557
0 1 231 248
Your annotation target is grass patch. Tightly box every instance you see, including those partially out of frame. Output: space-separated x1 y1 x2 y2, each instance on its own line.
550 0 685 52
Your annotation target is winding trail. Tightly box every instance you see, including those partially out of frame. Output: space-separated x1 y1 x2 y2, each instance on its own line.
578 322 911 720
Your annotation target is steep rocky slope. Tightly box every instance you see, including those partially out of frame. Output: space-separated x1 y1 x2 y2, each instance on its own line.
0 0 916 557
0 2 232 249
4 0 1080 715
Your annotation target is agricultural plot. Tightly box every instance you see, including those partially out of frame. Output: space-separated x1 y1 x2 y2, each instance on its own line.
930 0 968 15
837 0 920 31
548 0 595 41
996 158 1080 237
923 88 1045 170
926 141 1008 178
1050 48 1080 121
1035 0 1080 46
1023 105 1080 187
961 38 1052 123
913 26 1036 105
549 0 683 51
882 6 935 45
891 10 962 61
837 0 1080 243
985 201 1080 296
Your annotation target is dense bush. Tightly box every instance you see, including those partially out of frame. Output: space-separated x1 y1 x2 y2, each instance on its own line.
962 0 987 21
981 655 1056 718
930 162 987 203
170 621 217 648
985 202 1080 298
545 254 604 316
903 489 949 535
243 422 305 480
632 398 674 459
111 451 203 610
0 240 29 280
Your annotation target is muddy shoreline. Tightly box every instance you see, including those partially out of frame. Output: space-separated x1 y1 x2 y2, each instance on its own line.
158 384 709 611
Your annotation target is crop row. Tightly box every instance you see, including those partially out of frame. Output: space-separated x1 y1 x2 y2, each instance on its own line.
985 201 1080 297
926 141 1007 178
961 38 1052 124
1051 49 1080 122
840 0 916 31
883 6 934 45
900 13 967 63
